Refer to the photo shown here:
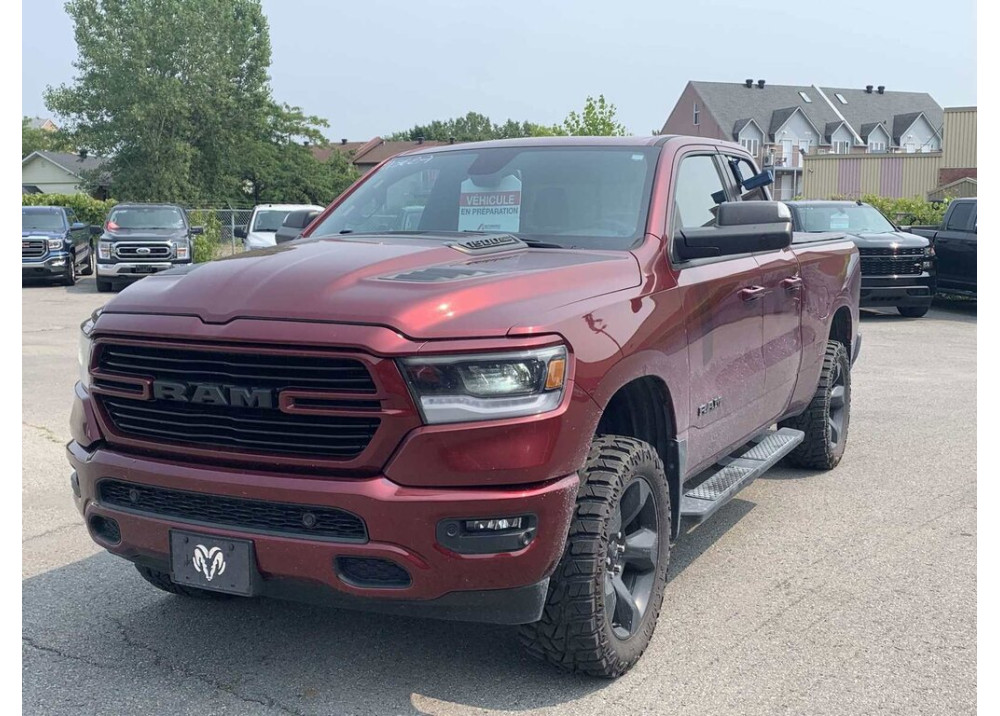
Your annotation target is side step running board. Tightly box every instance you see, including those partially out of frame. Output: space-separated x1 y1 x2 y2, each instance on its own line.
680 428 804 524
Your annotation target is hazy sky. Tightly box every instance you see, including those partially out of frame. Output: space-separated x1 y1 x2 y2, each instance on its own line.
23 0 976 139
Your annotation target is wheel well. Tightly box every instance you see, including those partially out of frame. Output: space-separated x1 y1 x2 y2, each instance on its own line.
596 377 680 539
830 306 852 355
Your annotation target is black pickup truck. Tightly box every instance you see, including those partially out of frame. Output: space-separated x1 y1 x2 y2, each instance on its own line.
909 198 976 297
786 200 935 317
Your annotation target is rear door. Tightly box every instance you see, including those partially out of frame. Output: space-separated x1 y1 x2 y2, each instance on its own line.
723 155 803 423
935 201 975 288
670 151 766 472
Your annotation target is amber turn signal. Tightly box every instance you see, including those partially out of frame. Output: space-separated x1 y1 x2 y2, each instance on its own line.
545 357 566 390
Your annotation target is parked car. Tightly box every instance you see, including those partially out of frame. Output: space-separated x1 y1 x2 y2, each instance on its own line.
95 203 200 293
786 200 935 317
21 206 93 286
70 136 860 678
909 198 977 297
235 204 324 250
275 209 321 245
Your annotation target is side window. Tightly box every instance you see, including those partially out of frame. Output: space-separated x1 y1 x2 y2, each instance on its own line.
671 154 729 237
65 209 76 225
947 202 973 231
724 157 769 202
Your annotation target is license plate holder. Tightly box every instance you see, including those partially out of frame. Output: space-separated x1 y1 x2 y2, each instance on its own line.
131 265 159 274
170 530 257 596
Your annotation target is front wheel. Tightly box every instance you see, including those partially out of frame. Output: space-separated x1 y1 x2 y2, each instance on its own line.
80 245 95 276
897 305 930 318
96 277 114 293
61 255 76 287
780 340 851 469
519 436 671 678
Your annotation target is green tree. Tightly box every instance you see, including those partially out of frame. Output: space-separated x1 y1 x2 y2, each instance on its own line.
45 0 274 203
22 117 75 158
561 95 628 136
387 112 561 143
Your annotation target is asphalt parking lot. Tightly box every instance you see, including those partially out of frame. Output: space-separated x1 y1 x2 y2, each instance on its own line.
22 276 976 715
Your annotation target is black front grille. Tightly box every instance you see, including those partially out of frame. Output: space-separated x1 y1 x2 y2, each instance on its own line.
95 342 380 459
115 242 172 259
859 248 924 276
22 240 46 259
337 557 411 587
99 479 368 542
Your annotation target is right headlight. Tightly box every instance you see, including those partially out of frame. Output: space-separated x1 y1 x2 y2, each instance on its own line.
399 345 568 424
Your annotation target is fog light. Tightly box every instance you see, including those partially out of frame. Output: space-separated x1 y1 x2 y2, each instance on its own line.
922 261 934 270
465 517 524 532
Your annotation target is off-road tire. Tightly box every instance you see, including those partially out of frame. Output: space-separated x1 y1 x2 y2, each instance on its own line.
96 277 114 293
80 245 95 276
519 436 671 678
134 564 235 600
897 305 929 318
781 340 851 470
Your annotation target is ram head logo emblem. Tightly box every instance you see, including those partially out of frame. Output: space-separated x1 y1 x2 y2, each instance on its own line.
192 544 226 582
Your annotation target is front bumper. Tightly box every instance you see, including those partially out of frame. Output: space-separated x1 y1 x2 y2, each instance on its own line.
97 260 190 278
67 440 577 623
22 252 69 277
860 273 936 308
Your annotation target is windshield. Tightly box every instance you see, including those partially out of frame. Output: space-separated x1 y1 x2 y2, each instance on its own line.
108 206 186 230
792 204 895 234
309 146 660 249
23 211 66 232
252 210 291 232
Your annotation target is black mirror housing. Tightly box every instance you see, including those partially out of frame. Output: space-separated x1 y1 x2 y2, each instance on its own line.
190 226 205 235
89 225 103 236
233 227 247 239
675 201 792 261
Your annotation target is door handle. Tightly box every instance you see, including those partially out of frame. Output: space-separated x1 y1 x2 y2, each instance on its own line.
781 276 803 291
738 286 766 302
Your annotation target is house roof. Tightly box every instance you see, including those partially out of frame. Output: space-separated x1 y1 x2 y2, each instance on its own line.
685 81 944 149
824 121 847 143
818 86 943 146
24 150 110 182
28 117 57 130
310 137 448 168
859 122 889 141
689 81 843 146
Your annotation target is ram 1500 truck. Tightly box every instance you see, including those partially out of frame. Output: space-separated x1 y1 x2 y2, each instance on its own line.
69 136 860 678
910 198 977 296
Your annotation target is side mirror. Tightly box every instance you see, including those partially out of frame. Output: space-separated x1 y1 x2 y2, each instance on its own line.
71 221 87 230
190 226 205 236
89 225 103 236
234 227 247 239
675 201 792 261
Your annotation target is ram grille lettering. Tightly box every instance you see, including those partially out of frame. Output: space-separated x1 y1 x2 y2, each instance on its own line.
152 380 274 409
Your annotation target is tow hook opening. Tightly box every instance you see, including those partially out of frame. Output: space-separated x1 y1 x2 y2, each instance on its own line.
88 515 122 545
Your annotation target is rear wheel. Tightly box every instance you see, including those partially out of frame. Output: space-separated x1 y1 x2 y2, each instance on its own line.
780 340 851 469
519 436 671 678
80 245 95 275
897 305 929 318
134 564 234 600
96 277 114 293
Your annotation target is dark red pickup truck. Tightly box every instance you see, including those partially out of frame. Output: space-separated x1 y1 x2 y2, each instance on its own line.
69 136 860 677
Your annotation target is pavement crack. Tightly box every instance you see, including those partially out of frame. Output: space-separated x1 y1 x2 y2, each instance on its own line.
23 523 80 544
23 421 64 444
22 636 118 670
107 618 307 715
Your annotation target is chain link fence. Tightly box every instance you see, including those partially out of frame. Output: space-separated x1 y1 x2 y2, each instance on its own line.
185 207 253 260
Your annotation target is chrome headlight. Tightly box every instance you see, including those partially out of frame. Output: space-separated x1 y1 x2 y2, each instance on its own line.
47 238 64 250
78 308 102 389
173 240 190 260
400 345 568 424
98 241 112 260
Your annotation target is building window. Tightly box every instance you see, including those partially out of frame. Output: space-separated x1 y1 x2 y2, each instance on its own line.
904 142 915 153
798 91 812 103
833 140 851 154
740 137 759 156
868 141 886 154
693 102 700 126
835 93 848 104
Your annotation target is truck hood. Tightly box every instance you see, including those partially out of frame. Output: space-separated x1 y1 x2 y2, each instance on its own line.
103 235 642 339
847 230 930 249
103 228 188 242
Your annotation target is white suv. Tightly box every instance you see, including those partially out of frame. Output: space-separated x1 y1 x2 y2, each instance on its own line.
237 204 325 250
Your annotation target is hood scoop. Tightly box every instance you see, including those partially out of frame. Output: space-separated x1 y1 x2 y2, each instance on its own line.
382 266 497 283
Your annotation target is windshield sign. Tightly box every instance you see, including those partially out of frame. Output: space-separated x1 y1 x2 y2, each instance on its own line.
22 210 66 232
108 207 186 230
793 204 896 234
309 146 660 250
252 210 291 232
